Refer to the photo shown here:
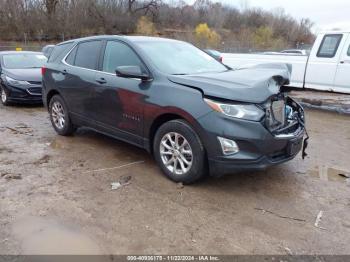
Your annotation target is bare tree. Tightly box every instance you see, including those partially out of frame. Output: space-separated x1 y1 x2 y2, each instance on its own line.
127 0 160 16
0 0 315 51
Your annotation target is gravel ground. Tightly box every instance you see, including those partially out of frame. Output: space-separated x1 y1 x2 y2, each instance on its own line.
0 104 350 255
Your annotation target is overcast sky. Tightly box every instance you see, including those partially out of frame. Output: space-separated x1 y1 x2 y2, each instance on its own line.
185 0 350 32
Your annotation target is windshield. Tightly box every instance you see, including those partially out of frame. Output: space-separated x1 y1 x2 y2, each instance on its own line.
136 41 227 75
2 54 47 69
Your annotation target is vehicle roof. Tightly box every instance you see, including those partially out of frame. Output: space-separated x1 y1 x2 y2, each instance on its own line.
123 36 183 43
0 51 43 55
57 35 184 45
320 30 350 34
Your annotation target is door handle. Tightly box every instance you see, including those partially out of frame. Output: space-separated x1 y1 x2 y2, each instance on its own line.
340 61 345 64
340 60 350 64
96 78 107 84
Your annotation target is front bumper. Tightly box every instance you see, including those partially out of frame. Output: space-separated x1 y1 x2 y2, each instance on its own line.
197 109 305 177
2 84 43 104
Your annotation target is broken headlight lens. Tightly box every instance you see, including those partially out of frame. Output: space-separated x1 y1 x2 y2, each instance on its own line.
204 98 264 121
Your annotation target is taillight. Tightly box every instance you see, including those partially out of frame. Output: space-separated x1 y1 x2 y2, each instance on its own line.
41 67 47 76
219 56 223 63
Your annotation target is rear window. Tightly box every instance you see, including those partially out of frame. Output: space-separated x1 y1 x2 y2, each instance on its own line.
317 34 343 58
74 41 102 70
48 42 74 62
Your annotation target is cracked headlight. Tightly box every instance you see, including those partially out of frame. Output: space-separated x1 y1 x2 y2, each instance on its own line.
204 98 264 121
4 76 30 88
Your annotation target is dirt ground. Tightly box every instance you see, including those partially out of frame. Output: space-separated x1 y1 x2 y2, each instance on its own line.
0 103 350 255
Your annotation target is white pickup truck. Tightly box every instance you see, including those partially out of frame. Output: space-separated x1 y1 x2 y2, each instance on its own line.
222 31 350 94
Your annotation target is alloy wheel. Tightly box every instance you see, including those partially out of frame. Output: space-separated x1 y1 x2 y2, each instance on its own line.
160 132 193 175
51 101 66 129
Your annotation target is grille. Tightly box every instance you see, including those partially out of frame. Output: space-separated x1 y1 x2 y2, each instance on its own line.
28 81 42 85
265 98 286 131
271 100 286 125
266 96 304 136
26 87 42 95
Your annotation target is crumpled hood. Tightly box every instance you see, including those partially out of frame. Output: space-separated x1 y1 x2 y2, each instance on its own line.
168 63 291 103
2 68 42 82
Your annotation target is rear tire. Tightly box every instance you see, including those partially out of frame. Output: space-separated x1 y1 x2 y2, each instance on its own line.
1 86 10 106
49 95 76 136
153 119 207 184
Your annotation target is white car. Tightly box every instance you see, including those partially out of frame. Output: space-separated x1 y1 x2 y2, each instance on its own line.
222 31 350 94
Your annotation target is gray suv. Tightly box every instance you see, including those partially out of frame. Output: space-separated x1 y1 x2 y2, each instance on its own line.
42 35 307 184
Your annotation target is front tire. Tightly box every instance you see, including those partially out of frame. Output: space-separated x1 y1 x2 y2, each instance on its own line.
1 86 10 106
153 120 207 184
49 95 75 136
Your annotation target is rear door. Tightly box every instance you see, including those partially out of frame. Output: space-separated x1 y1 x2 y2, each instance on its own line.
44 42 74 104
333 34 350 93
60 40 103 120
305 33 345 91
92 40 149 145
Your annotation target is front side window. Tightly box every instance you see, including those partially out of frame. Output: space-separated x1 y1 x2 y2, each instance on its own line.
136 40 227 75
102 41 144 74
317 34 343 58
74 41 102 70
2 54 47 69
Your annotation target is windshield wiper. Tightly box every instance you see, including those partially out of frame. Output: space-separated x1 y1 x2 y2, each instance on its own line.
172 73 188 75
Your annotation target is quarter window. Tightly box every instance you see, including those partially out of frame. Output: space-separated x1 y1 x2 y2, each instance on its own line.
74 41 102 70
317 34 343 58
102 41 144 74
65 46 77 65
48 42 74 63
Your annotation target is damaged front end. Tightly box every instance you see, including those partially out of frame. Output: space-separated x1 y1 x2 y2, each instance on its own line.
262 93 309 159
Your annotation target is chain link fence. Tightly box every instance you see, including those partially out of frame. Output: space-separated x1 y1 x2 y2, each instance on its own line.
0 42 45 52
0 40 313 54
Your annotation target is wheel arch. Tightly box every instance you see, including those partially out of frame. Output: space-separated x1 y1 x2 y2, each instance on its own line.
147 110 206 155
46 89 61 109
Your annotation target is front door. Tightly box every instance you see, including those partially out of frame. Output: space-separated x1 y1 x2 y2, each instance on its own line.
92 40 150 145
334 34 350 93
305 34 344 91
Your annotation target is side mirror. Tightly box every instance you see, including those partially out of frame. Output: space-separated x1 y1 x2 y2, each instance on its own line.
116 66 151 81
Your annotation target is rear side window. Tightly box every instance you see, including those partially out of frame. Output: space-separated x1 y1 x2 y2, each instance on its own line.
74 41 102 70
347 45 350 56
48 42 74 63
102 41 144 74
317 34 343 58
